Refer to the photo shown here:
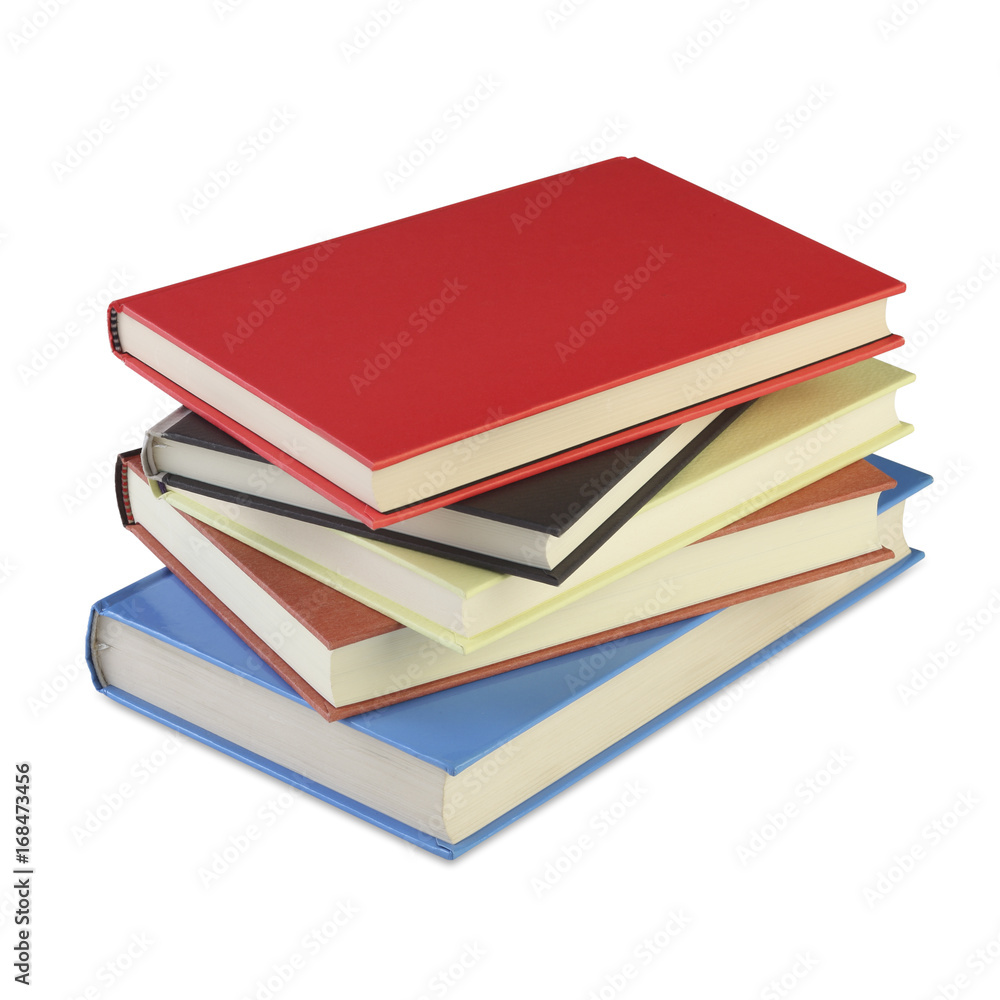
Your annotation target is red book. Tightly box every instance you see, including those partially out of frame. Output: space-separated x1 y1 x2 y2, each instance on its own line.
109 156 904 527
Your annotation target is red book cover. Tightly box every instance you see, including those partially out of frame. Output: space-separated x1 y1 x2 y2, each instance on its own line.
110 157 904 527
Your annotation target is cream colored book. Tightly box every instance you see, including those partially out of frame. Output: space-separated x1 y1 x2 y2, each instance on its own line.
127 455 897 707
163 359 914 653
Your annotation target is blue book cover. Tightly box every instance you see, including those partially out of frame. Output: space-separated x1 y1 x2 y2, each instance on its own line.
87 457 929 858
866 454 932 512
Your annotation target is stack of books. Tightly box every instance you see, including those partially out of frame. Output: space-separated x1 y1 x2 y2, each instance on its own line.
87 157 929 858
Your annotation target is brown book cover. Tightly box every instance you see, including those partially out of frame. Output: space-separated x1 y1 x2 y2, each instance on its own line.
116 451 894 721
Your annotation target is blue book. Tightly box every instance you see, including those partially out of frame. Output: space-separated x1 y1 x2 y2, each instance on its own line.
87 459 929 858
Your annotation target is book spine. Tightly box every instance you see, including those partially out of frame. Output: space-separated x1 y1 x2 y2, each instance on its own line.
140 437 159 480
140 410 189 479
84 605 108 691
115 451 140 527
107 304 122 353
116 456 345 722
117 449 170 520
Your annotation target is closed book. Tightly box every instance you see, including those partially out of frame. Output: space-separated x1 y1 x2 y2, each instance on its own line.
109 156 904 525
163 358 914 650
117 450 927 716
142 403 747 584
87 543 925 858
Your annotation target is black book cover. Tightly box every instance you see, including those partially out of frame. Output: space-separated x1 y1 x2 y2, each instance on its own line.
150 403 751 584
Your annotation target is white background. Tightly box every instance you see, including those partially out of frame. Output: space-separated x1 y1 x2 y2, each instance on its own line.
4 1 1000 997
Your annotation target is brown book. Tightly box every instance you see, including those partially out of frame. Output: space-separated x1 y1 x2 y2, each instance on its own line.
116 451 894 721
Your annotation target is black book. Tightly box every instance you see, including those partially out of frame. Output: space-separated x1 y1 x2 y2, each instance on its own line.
143 403 750 585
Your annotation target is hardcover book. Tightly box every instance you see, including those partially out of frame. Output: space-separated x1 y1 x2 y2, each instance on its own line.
109 156 905 525
87 543 925 858
162 358 914 650
142 403 747 584
118 452 928 716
